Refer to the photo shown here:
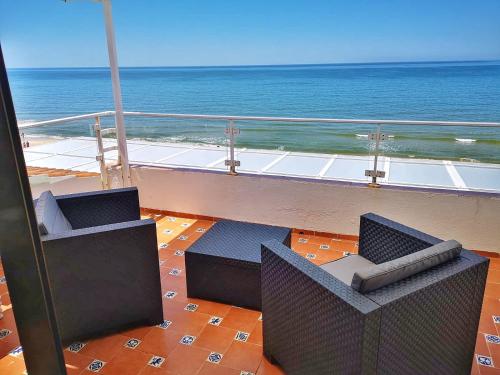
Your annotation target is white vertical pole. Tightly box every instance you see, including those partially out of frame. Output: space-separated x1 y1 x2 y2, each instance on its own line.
102 0 131 187
372 124 381 185
228 120 237 175
94 116 109 190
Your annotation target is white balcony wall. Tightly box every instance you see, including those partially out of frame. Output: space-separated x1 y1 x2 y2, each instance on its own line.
131 166 500 253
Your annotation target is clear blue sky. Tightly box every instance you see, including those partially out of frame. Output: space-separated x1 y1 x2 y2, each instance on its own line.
1 0 500 68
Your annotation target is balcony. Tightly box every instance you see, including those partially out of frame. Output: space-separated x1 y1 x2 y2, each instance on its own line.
0 111 497 374
0 201 499 374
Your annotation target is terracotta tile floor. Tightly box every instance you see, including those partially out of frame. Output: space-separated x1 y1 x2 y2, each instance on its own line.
0 209 499 374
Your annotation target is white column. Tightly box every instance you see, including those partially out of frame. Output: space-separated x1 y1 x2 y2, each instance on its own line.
102 0 131 186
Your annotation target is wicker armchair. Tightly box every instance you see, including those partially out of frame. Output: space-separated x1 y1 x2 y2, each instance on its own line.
261 213 488 375
37 187 163 344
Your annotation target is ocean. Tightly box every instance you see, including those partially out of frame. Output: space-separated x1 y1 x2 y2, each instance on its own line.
7 61 500 163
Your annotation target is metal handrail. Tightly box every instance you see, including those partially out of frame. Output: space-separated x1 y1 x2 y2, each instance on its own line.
18 111 114 129
20 110 500 128
122 111 500 128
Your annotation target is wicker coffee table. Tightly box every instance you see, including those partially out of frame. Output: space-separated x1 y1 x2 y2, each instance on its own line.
185 220 291 310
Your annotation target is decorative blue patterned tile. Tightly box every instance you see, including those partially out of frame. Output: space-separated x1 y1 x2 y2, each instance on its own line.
124 338 141 349
485 334 500 344
178 235 188 241
159 243 168 249
196 228 206 233
208 316 223 326
162 229 174 235
234 331 249 342
185 303 199 312
148 355 165 368
9 346 23 357
164 291 178 299
180 335 196 345
319 244 330 250
298 238 308 244
0 329 12 339
169 268 182 276
67 342 86 353
157 320 172 329
174 250 185 256
181 223 191 228
477 355 494 367
88 359 106 372
305 253 316 260
493 315 500 324
207 352 223 364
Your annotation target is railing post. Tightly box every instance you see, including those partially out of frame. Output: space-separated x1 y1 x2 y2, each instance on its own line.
372 125 381 185
225 120 240 175
365 124 386 187
94 116 109 189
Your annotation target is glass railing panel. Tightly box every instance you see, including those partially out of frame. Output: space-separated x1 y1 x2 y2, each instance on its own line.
119 116 228 170
122 116 225 147
20 117 101 140
380 123 500 190
229 120 380 180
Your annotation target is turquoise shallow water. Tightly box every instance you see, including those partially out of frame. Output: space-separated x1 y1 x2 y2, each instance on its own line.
7 61 500 163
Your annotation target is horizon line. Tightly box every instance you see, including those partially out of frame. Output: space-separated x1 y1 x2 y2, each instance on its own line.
7 58 500 70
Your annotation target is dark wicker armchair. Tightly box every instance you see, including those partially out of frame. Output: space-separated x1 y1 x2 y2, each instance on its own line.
36 187 163 344
261 213 489 375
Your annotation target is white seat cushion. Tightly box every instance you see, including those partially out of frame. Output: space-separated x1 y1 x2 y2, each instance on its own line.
35 191 73 235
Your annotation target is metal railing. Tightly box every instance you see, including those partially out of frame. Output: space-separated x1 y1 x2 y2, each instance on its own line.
19 111 500 188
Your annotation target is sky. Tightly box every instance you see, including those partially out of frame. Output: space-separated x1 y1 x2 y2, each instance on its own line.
1 0 500 68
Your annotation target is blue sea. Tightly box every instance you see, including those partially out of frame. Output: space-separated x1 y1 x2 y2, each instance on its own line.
7 61 500 163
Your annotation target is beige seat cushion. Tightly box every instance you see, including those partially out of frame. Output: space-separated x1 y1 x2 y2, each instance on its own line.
320 255 375 286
